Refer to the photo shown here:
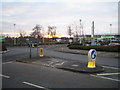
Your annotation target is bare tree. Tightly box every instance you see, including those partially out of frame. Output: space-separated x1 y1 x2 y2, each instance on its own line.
48 26 56 37
19 30 26 37
18 30 26 45
31 24 43 37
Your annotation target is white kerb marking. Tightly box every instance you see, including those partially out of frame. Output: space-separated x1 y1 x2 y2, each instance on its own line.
2 62 13 64
71 64 79 67
90 75 120 82
102 66 119 70
97 73 120 76
0 74 10 78
23 81 50 90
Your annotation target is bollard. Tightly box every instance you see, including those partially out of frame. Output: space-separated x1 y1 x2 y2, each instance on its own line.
32 44 34 47
87 49 97 68
39 48 44 57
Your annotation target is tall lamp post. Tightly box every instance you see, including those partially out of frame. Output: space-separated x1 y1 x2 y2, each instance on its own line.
110 24 112 45
14 24 16 45
80 19 84 45
79 19 82 44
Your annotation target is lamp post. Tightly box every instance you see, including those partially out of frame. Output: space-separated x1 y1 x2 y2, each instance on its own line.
13 24 16 45
79 19 84 45
110 24 112 34
110 24 112 45
79 19 82 36
91 21 95 45
79 19 82 44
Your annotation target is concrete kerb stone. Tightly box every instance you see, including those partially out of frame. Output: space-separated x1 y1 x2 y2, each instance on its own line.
57 61 104 73
15 56 51 63
15 56 104 74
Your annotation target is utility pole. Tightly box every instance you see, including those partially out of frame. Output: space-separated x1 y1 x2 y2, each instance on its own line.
13 24 16 45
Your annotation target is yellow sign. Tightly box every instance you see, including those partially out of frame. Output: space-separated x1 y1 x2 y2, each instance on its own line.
35 35 38 38
87 59 96 68
32 44 34 47
40 48 44 57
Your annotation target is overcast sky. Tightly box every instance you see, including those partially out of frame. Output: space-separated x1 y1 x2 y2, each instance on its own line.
0 0 119 37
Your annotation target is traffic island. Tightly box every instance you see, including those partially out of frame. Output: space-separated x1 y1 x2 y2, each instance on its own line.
57 49 105 73
15 56 51 63
57 61 104 73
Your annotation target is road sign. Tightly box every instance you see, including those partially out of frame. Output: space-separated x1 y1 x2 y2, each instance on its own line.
91 49 97 60
0 36 5 42
87 49 97 68
40 48 44 57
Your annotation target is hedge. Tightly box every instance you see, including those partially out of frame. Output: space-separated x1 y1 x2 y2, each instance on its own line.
68 45 120 52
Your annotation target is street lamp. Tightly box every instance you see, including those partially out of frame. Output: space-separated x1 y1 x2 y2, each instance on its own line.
79 19 84 45
110 24 112 45
14 24 16 45
110 24 112 35
79 19 82 36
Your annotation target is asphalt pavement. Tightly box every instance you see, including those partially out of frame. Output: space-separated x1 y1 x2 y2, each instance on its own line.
1 44 120 89
2 61 119 88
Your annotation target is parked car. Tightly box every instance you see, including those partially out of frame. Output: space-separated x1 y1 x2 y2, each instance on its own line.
108 43 120 46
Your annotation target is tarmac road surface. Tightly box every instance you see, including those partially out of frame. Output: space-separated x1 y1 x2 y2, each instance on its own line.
1 45 120 89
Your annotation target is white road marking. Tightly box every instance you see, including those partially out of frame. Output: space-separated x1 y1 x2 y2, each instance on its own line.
52 62 65 67
49 61 55 65
102 66 119 70
0 50 10 54
0 74 10 78
55 62 65 66
90 74 120 82
23 81 50 90
97 73 120 76
71 64 79 67
2 62 13 64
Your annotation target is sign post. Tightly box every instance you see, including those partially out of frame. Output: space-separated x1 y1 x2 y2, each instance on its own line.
87 49 97 68
29 42 32 59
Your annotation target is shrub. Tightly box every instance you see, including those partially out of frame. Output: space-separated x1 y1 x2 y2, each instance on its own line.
69 45 119 52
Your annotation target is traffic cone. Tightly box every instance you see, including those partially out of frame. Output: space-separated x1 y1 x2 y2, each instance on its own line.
40 48 44 57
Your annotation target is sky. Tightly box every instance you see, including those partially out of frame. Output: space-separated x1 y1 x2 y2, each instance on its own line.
0 0 119 37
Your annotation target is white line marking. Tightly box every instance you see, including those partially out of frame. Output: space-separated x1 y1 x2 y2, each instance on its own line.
0 74 10 78
2 62 13 64
97 73 120 76
90 75 120 82
54 62 65 66
102 66 119 70
49 61 55 65
23 81 50 89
